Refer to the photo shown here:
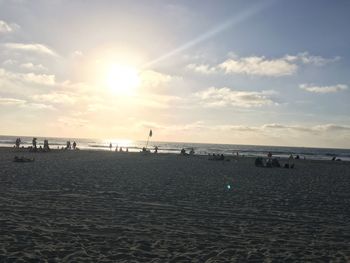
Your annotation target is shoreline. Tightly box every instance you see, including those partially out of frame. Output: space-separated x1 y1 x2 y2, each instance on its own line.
2 145 349 162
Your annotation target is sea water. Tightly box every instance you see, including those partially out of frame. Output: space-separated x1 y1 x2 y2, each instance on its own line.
1 135 349 161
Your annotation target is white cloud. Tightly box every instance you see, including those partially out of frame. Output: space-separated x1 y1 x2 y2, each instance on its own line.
284 52 340 66
312 124 350 132
219 56 297 77
187 52 340 77
194 87 277 108
299 84 348 93
20 62 47 72
213 123 350 134
186 63 216 74
0 20 19 33
21 73 55 85
3 43 58 57
140 70 173 88
2 59 17 66
32 92 76 104
0 97 26 105
57 116 89 127
0 68 55 86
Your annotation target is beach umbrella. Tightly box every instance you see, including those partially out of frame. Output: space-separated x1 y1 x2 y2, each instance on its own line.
145 129 152 149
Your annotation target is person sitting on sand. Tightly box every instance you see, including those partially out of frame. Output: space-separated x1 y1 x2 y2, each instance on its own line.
219 154 225 160
72 141 77 150
180 148 186 155
189 148 195 155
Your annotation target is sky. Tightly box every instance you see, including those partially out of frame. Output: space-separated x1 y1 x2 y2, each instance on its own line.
0 0 350 148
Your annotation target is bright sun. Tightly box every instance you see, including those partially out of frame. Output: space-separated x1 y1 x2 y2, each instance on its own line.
106 64 140 95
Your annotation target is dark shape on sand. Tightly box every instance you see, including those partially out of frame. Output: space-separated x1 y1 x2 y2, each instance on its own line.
255 157 264 167
272 158 281 167
13 156 35 163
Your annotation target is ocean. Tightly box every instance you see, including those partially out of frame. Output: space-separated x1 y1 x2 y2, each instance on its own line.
1 135 350 161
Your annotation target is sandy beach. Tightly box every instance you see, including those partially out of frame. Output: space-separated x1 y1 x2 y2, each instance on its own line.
0 147 349 262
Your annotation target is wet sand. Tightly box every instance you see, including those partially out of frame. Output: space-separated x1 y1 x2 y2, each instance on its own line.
0 148 349 262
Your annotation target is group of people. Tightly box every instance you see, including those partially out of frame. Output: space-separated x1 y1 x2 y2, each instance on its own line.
208 153 225 161
29 138 50 152
14 137 80 152
180 148 195 156
255 152 296 168
65 141 77 150
141 146 159 153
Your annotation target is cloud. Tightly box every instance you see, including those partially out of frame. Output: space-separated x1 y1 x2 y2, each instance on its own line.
140 70 173 88
299 84 348 93
3 43 58 57
57 116 89 127
20 62 47 72
2 59 17 66
0 20 19 33
133 94 184 109
0 96 54 110
213 123 350 134
0 68 55 86
284 52 340 66
0 97 26 105
32 92 76 104
194 87 277 108
219 56 297 77
312 124 350 132
186 63 216 74
187 52 340 77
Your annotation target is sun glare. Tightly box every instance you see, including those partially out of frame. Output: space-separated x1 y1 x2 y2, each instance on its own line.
106 64 140 95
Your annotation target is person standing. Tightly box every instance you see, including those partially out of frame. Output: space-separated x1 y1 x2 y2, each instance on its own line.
32 138 37 150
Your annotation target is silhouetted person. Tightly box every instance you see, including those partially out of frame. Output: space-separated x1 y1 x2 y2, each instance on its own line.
43 139 50 151
15 138 21 148
189 148 195 155
73 141 77 150
66 141 71 150
32 138 37 151
154 146 158 153
109 142 112 151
